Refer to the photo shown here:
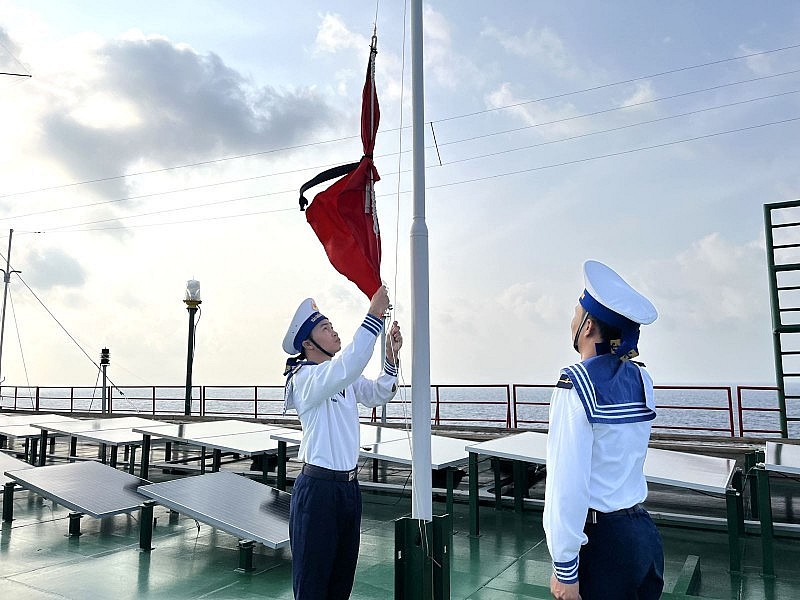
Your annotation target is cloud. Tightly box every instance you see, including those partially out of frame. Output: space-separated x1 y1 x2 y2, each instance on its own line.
35 34 339 198
423 5 484 89
485 82 587 138
0 26 25 73
481 24 582 80
20 247 86 290
647 233 766 327
498 282 560 322
313 13 368 54
618 81 657 109
740 44 775 76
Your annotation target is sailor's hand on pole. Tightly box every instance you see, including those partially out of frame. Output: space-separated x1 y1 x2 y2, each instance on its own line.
369 285 390 318
385 321 402 364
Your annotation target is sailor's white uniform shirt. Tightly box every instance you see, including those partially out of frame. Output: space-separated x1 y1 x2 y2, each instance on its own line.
284 314 398 471
543 364 655 584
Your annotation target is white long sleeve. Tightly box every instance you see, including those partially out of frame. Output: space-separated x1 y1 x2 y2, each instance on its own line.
285 314 398 470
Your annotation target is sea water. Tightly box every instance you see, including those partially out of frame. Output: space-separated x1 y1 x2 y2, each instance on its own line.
1 383 793 438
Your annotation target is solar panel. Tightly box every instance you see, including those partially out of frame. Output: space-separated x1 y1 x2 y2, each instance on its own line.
644 448 736 494
766 441 800 475
0 424 58 441
71 427 162 446
138 471 290 549
35 417 166 435
361 435 470 469
192 428 299 455
359 424 408 447
466 431 547 462
133 419 270 442
270 424 407 449
0 451 34 485
0 414 78 426
4 461 150 518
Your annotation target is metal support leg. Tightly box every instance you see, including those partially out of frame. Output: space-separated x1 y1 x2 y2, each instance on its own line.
725 470 744 573
212 449 221 472
139 501 155 551
38 429 48 466
30 437 38 466
513 460 525 513
493 458 502 509
49 435 55 454
165 441 172 461
110 446 118 468
2 482 14 522
745 450 759 519
200 447 207 474
468 452 479 537
236 539 256 573
261 453 268 485
756 465 775 577
277 441 287 491
68 512 84 537
140 434 151 479
69 436 77 462
446 467 454 518
129 446 137 475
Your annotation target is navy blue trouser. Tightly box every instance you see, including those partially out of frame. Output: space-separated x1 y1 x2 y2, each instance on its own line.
578 506 664 599
289 472 362 600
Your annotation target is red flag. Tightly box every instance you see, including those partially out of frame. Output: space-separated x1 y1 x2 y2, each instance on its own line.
299 36 381 298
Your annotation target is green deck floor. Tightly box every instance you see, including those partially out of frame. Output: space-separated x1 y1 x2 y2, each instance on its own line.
1 430 800 599
2 481 800 599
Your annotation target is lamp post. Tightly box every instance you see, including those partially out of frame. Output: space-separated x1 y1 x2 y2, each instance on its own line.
183 280 201 416
100 348 110 414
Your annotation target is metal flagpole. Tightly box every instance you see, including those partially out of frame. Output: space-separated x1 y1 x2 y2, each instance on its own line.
0 229 20 386
410 0 432 522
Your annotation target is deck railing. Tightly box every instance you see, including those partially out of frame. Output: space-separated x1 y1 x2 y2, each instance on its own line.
0 383 787 437
737 385 782 437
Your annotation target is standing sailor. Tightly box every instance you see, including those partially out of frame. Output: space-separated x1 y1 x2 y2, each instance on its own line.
283 285 402 600
544 260 664 600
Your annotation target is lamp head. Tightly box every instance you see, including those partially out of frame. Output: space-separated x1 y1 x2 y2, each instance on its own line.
184 279 202 307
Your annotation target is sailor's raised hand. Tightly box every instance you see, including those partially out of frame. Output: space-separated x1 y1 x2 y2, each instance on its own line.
369 285 390 318
385 321 402 364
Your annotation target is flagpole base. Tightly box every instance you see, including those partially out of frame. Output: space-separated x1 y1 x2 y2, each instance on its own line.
394 514 451 600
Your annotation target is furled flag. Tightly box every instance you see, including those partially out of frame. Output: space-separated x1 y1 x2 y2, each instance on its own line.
298 35 382 298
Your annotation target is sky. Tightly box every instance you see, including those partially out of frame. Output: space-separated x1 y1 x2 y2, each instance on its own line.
0 1 798 391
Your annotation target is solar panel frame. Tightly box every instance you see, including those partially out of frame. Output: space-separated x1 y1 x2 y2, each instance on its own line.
138 471 290 549
4 461 151 518
0 451 34 485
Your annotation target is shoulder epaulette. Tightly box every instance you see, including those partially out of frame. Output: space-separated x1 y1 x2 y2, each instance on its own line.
556 373 573 389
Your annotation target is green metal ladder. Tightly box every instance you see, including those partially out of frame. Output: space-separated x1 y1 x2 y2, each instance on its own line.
764 199 800 438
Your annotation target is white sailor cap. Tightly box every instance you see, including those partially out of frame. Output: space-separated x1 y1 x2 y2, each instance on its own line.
282 298 328 355
579 260 657 359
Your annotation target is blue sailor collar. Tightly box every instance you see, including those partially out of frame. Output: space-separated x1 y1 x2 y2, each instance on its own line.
561 353 655 424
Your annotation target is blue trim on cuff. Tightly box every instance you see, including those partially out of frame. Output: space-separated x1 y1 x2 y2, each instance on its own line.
361 314 383 336
553 556 579 584
383 358 398 377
